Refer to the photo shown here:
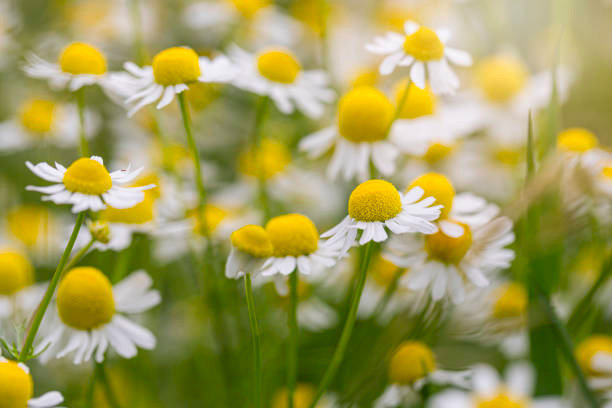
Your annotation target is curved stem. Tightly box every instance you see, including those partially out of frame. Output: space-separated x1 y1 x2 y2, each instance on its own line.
385 79 411 137
251 96 271 222
309 241 375 408
288 269 299 408
97 361 121 408
76 88 90 157
245 274 262 408
19 212 86 362
373 267 402 318
63 239 93 275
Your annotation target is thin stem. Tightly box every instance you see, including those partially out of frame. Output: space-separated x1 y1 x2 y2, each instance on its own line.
288 269 299 408
76 88 90 157
245 274 262 408
83 361 97 408
177 93 210 238
309 241 375 408
63 239 93 275
97 362 121 408
384 79 411 137
568 255 612 333
112 243 134 283
251 96 271 222
128 0 146 65
19 212 86 362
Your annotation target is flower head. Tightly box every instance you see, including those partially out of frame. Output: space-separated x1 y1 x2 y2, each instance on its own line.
476 55 528 103
0 250 33 296
226 225 274 279
0 358 64 407
388 341 436 384
557 127 598 154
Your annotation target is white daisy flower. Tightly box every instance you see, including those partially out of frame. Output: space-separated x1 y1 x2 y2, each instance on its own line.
226 224 274 279
366 20 472 94
322 180 441 256
429 363 568 408
229 45 335 118
37 267 160 364
0 250 41 321
24 42 111 92
25 155 155 213
114 46 237 117
576 335 612 393
299 86 401 181
260 214 340 277
0 357 64 407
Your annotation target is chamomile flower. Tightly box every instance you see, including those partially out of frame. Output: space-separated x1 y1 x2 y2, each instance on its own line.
24 41 110 91
37 267 160 364
3 204 62 259
375 341 471 408
260 214 340 276
576 335 612 392
366 21 472 94
229 45 335 118
272 383 336 408
226 225 274 279
0 249 39 321
322 180 441 255
557 127 600 166
299 86 401 181
0 357 64 408
116 46 237 117
25 155 154 213
429 363 568 408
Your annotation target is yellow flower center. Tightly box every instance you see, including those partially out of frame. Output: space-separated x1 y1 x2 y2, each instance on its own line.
62 158 113 195
425 220 472 264
371 255 405 287
348 180 402 222
272 384 316 408
100 193 155 224
0 361 33 408
475 391 527 408
59 42 107 75
492 282 527 320
557 127 598 153
423 143 453 163
231 225 274 258
407 172 454 219
476 56 528 103
494 147 522 166
602 166 612 180
152 47 201 86
395 80 436 119
403 26 445 61
256 49 301 84
57 267 115 330
350 68 378 88
239 139 291 180
265 214 319 257
192 205 230 235
0 251 33 296
388 341 436 384
6 205 49 247
338 87 394 143
576 335 612 376
19 98 55 134
229 0 270 18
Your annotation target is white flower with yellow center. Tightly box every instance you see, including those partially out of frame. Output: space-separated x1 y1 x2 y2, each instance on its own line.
366 21 472 94
576 335 612 392
322 180 441 256
0 357 64 408
37 267 160 364
0 250 41 321
25 155 154 213
259 214 340 276
429 363 568 408
229 45 334 118
116 46 237 117
375 341 471 408
299 86 401 181
556 127 600 167
226 224 274 279
24 42 111 91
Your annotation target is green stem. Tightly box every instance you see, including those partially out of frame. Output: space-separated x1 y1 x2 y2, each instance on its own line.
83 361 97 408
76 88 90 157
245 274 262 408
19 212 86 361
97 361 121 408
112 243 133 283
63 239 93 275
288 269 299 408
128 0 146 65
384 79 411 137
251 96 271 222
309 241 375 408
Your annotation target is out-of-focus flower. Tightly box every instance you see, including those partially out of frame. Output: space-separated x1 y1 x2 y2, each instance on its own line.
271 383 336 408
226 224 273 279
0 249 43 322
0 357 64 407
366 21 472 94
37 267 160 364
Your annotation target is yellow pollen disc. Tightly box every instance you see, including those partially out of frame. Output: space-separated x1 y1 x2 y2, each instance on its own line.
348 180 402 222
152 47 201 86
407 172 454 219
59 42 107 75
62 158 112 195
475 391 527 408
476 55 528 103
265 214 319 257
425 219 472 264
272 384 316 408
371 255 404 287
57 267 115 330
602 166 612 180
192 205 229 235
494 147 522 166
231 225 274 258
230 0 270 18
0 361 33 408
0 251 33 296
256 49 301 84
100 193 155 224
19 98 55 134
557 127 598 153
7 205 49 247
403 26 445 61
423 143 453 163
492 282 527 320
388 341 436 384
394 80 436 119
338 87 394 143
576 335 612 376
350 68 378 88
239 139 291 180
